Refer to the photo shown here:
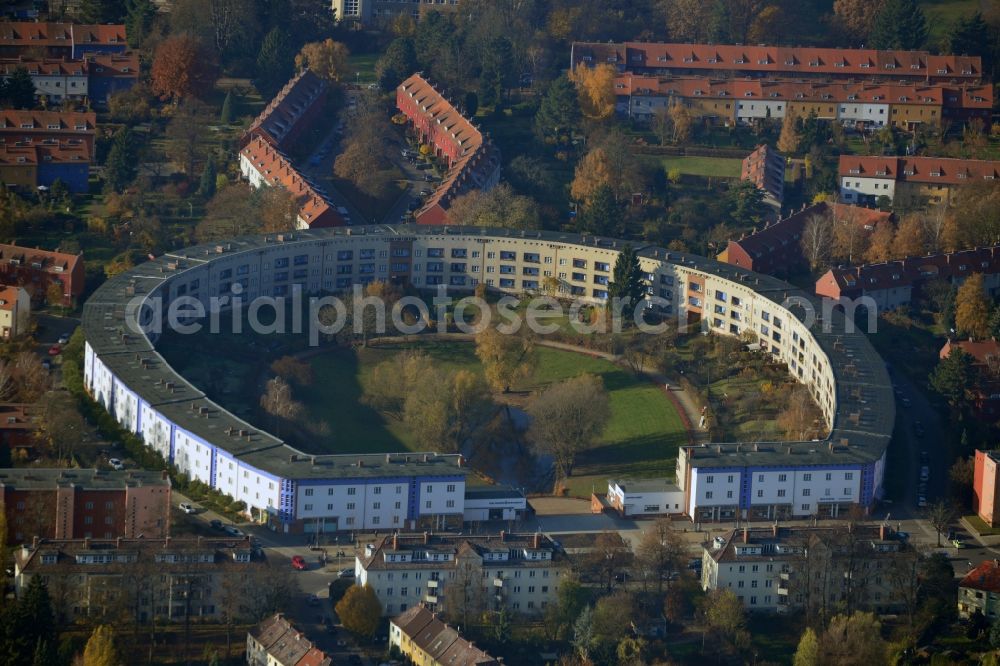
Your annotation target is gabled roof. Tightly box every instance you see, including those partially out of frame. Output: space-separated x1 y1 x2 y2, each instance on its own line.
838 156 1000 185
940 339 1000 364
817 245 1000 294
392 605 499 666
244 69 328 149
0 56 87 76
960 560 1000 593
574 41 982 81
0 109 95 133
86 52 139 78
0 242 82 276
0 22 125 48
249 613 332 666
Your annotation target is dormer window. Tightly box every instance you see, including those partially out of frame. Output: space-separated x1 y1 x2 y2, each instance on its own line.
959 264 968 271
898 96 907 102
891 273 900 280
847 95 857 101
707 57 719 64
903 169 914 176
834 61 845 68
937 68 947 74
657 55 667 62
848 168 860 175
930 170 941 177
808 60 819 67
875 169 888 176
744 91 753 97
735 58 746 64
860 62 871 68
784 59 796 66
683 56 694 63
884 63 896 69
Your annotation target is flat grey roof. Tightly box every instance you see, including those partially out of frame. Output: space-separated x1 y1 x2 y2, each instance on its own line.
611 478 682 493
0 467 170 490
82 224 893 477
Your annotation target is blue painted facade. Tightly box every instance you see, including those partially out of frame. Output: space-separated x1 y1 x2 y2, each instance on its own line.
88 75 136 105
37 162 88 192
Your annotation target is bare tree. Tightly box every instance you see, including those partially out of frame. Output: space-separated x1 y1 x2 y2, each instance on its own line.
527 374 611 485
634 518 685 593
920 205 949 254
926 501 957 548
801 212 833 270
35 390 87 462
586 532 631 592
260 376 304 435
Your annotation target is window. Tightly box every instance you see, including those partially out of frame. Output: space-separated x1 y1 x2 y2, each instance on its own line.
304 489 314 496
803 473 811 481
844 472 853 480
802 489 810 497
778 474 787 482
304 504 313 511
705 491 713 499
347 488 357 496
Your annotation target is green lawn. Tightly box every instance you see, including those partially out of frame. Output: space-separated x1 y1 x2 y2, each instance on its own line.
646 155 743 179
348 54 379 84
964 514 1000 536
919 0 979 43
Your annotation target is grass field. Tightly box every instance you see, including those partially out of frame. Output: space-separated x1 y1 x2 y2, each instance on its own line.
646 155 743 179
348 54 379 83
919 0 980 43
163 334 687 494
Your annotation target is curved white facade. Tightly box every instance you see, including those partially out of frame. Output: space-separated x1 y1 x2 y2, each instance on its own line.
82 225 894 528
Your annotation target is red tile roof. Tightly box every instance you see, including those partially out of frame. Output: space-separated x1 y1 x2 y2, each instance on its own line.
574 41 982 81
86 52 139 78
397 74 501 225
613 74 991 110
817 245 1000 295
0 285 23 311
961 560 1000 593
940 339 1000 364
392 605 499 666
239 137 342 229
0 56 87 76
0 109 95 134
243 69 328 149
839 155 1000 186
0 22 126 49
0 242 82 276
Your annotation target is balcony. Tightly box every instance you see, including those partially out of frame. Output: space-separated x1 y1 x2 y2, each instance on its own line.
425 594 438 604
427 579 439 589
493 578 504 588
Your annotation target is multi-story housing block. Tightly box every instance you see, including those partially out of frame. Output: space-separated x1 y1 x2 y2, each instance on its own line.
0 22 127 59
572 41 983 84
83 226 894 525
13 536 265 624
396 74 501 225
612 75 991 129
0 109 96 153
815 245 1000 313
0 242 84 306
702 524 907 613
390 604 500 666
355 532 566 617
0 56 88 102
838 155 1000 207
332 0 460 26
959 560 1000 620
0 468 171 543
0 285 30 338
741 144 784 209
247 613 331 666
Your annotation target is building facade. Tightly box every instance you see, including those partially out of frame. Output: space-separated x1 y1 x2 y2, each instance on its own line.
605 479 684 517
572 41 983 84
462 486 527 523
815 245 1000 313
974 450 1000 527
0 285 29 338
741 144 784 209
0 242 85 306
355 532 566 617
13 536 264 624
332 0 460 26
702 524 908 613
838 156 1000 207
0 22 127 59
82 225 893 525
396 74 501 225
959 560 1000 620
0 109 96 154
247 613 331 666
0 468 171 543
390 604 499 666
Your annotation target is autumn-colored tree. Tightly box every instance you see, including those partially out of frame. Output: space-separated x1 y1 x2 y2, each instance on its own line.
669 103 694 143
151 35 217 101
570 147 613 203
831 206 869 265
955 272 991 340
270 356 313 386
335 585 381 639
295 39 351 81
777 110 801 153
833 0 887 40
865 221 895 263
475 327 534 393
82 625 122 666
748 5 787 43
259 186 300 233
662 0 713 41
571 63 616 121
892 213 928 259
528 374 611 484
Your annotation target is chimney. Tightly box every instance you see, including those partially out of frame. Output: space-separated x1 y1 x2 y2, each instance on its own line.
771 523 778 537
879 524 888 541
742 527 749 544
358 459 363 468
533 533 541 549
161 469 168 480
392 533 398 551
500 530 506 542
116 537 122 548
457 455 463 468
32 535 39 549
423 531 429 544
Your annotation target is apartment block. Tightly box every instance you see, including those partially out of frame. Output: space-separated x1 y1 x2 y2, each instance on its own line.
390 604 499 666
719 202 890 277
0 404 38 453
247 614 331 666
741 144 784 209
0 22 127 59
0 109 96 153
702 524 908 613
839 156 1000 207
0 286 30 338
355 532 566 617
0 242 85 306
396 74 501 225
611 75 991 129
0 468 171 543
959 560 1000 619
14 536 264 623
572 41 983 84
332 0 459 25
815 245 1000 313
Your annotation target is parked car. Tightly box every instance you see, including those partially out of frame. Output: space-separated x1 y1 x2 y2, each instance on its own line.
47 345 61 356
337 568 355 579
307 594 320 606
920 466 930 481
917 495 927 508
108 458 124 470
41 359 51 370
900 397 912 408
952 539 965 549
419 188 432 197
57 334 70 344
179 502 197 514
291 555 307 571
223 525 244 537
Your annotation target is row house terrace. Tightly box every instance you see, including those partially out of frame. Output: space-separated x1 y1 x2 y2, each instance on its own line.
0 22 127 59
396 74 501 225
838 155 1000 206
0 242 84 306
613 74 991 129
241 69 328 151
572 41 983 83
0 141 90 193
815 244 1000 312
0 109 96 153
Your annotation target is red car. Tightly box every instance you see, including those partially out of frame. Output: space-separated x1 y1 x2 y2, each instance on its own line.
291 555 307 570
47 345 61 356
